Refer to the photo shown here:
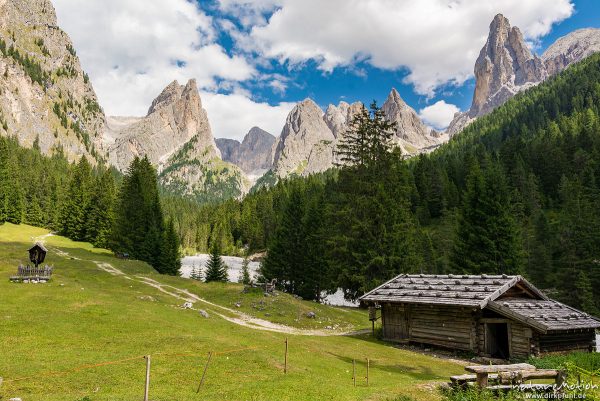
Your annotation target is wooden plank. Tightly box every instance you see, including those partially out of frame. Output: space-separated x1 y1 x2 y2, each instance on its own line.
499 369 559 384
487 384 551 391
450 374 499 383
465 363 536 374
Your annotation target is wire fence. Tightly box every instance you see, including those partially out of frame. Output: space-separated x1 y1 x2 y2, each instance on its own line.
0 340 374 400
1 346 261 384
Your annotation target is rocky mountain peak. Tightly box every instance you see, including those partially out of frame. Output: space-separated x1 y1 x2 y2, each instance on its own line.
0 0 107 161
386 88 408 109
542 28 600 76
107 78 219 171
447 14 581 137
272 98 335 177
244 126 274 146
382 88 438 152
147 79 201 117
217 127 275 176
470 14 546 117
324 100 363 138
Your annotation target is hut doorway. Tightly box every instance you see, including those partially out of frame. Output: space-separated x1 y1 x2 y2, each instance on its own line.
485 323 510 359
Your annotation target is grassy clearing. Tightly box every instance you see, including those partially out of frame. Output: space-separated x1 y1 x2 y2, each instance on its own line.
0 223 464 401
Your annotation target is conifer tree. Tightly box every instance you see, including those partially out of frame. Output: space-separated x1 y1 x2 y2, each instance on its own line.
451 159 524 275
204 243 228 282
25 195 45 227
240 254 252 285
158 219 181 276
0 138 24 225
60 156 93 240
262 185 306 294
190 264 202 281
327 104 422 300
113 157 168 272
86 169 116 248
574 271 599 316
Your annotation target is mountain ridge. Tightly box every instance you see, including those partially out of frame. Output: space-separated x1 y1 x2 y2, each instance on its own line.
447 14 600 136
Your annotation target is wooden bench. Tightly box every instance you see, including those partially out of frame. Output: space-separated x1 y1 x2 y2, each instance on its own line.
465 363 537 388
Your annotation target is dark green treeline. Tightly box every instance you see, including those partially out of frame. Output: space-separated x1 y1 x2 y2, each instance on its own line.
0 140 180 275
176 54 600 312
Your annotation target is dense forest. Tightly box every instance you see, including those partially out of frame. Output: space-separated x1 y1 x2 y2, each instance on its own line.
0 139 180 275
167 53 600 313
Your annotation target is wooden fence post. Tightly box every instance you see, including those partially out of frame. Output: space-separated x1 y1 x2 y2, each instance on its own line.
352 360 356 387
144 355 151 401
284 338 289 374
197 352 213 393
366 358 370 386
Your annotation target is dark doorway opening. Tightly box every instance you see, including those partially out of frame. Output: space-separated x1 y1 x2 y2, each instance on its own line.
486 323 510 359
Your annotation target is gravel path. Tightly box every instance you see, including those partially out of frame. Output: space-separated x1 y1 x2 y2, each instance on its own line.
49 247 355 336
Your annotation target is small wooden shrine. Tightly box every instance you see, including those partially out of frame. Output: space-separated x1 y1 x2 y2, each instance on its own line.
10 242 53 283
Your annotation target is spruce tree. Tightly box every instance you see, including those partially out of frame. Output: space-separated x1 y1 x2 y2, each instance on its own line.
25 195 45 227
262 185 306 294
0 137 7 224
574 271 600 316
60 156 93 240
0 141 24 225
451 159 524 275
4 155 24 225
113 157 168 272
158 219 181 276
86 169 116 248
240 254 252 285
327 104 422 300
204 243 228 283
190 264 202 281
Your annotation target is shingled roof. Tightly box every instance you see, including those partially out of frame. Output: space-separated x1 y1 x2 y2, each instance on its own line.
360 273 600 333
28 242 48 252
488 298 600 333
359 274 546 308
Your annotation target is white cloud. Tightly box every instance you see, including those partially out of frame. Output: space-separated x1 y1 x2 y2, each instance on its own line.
53 0 256 116
419 101 460 130
218 0 282 28
201 92 295 140
240 0 574 96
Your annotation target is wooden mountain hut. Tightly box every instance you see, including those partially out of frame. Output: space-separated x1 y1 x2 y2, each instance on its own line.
359 274 600 358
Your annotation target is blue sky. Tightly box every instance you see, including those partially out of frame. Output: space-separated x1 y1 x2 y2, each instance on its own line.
53 0 599 139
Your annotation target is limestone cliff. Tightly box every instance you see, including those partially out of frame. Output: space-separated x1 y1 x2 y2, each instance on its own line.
216 126 275 175
271 99 335 177
0 0 106 161
447 16 600 136
107 79 220 172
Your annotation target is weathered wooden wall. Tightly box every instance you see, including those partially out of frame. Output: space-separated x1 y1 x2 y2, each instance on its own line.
510 322 533 357
380 303 597 358
537 330 596 353
382 303 477 351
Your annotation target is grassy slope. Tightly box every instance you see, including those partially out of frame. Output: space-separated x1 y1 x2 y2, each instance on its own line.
0 224 463 401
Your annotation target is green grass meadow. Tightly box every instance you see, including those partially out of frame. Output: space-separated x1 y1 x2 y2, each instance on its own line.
0 223 464 401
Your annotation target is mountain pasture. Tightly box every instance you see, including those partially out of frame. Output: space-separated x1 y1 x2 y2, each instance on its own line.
0 224 464 401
